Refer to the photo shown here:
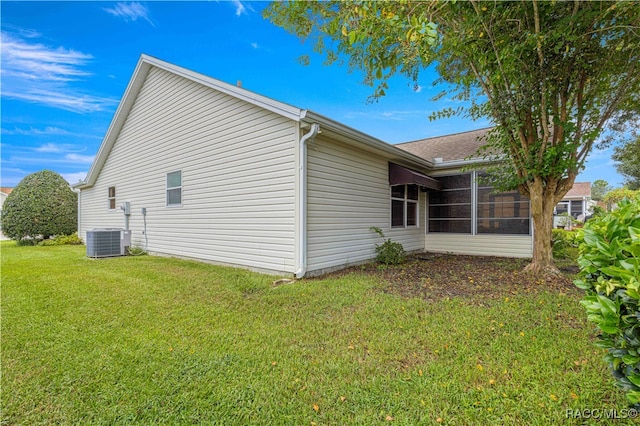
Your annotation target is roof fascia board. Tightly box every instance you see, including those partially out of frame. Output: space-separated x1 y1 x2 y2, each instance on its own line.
431 155 505 169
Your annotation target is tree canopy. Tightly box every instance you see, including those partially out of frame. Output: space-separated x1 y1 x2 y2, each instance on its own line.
1 170 77 242
591 179 613 202
613 135 640 190
266 0 640 275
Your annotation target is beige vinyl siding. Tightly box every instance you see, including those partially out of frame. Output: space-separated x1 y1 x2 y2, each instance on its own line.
79 67 297 274
424 234 532 258
306 136 425 274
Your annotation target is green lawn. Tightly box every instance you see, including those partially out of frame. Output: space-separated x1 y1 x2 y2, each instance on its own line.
1 242 633 425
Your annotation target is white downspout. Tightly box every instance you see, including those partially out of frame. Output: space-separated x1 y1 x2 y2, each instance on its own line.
295 123 320 279
75 188 82 240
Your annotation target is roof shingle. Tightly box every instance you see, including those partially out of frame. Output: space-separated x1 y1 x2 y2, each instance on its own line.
395 127 493 162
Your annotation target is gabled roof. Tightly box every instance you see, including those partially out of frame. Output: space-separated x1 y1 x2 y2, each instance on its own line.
395 127 493 163
563 182 591 199
0 187 13 195
75 54 434 189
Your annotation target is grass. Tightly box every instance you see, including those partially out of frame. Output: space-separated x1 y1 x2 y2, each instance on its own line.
1 242 633 425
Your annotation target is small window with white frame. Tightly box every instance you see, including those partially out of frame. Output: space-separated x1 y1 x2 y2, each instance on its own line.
108 186 116 210
391 184 419 228
166 171 182 206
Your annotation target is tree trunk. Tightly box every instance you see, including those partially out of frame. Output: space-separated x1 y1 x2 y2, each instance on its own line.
524 179 562 277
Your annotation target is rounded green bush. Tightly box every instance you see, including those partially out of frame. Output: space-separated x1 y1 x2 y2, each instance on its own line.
1 170 78 242
575 194 640 406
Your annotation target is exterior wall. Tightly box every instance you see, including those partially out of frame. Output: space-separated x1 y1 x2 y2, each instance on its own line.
306 136 426 274
424 234 532 258
79 67 298 274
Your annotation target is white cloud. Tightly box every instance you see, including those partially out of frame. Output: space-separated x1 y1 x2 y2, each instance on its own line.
61 171 88 185
1 31 117 113
65 153 94 163
2 126 68 136
232 0 246 16
2 87 116 113
104 2 154 26
34 143 88 154
35 143 65 153
251 42 259 49
1 32 92 82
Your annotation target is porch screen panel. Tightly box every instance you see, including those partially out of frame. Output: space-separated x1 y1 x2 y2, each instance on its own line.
428 174 471 233
570 200 584 218
476 177 530 235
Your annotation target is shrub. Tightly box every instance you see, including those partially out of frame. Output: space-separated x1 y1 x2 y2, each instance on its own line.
574 194 640 407
590 205 606 218
1 170 77 242
39 233 84 246
552 228 579 259
370 227 406 265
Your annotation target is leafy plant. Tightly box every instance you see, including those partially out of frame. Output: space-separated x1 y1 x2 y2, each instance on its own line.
590 205 606 218
39 232 83 246
552 229 579 260
1 170 77 242
370 227 406 265
126 246 147 256
574 194 640 407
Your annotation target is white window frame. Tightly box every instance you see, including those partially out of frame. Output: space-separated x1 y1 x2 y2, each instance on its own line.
166 170 182 207
107 186 116 210
390 184 419 229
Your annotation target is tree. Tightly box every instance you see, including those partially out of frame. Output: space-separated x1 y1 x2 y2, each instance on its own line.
603 187 640 207
1 170 78 242
266 0 640 275
612 136 640 190
591 179 613 201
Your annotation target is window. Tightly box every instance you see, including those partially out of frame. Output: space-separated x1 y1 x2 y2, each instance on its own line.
108 186 116 210
166 171 182 206
477 176 530 235
391 184 419 228
428 174 472 233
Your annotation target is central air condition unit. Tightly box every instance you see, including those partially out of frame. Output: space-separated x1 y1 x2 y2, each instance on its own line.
86 228 132 258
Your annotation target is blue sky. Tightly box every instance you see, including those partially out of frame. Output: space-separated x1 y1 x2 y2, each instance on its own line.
1 1 623 188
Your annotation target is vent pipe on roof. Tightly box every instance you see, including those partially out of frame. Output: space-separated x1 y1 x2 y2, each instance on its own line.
237 80 242 88
295 123 320 279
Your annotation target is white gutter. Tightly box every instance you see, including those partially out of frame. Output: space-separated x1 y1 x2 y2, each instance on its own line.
295 123 320 279
431 155 505 169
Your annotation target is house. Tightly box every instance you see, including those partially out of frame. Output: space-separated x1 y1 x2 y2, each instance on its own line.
1 187 13 240
74 55 534 277
553 181 593 228
555 181 592 219
0 187 12 208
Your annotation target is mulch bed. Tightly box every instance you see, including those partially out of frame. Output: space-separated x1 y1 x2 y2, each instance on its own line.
323 253 580 302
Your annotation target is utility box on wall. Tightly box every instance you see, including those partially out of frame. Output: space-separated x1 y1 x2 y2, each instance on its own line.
86 228 131 258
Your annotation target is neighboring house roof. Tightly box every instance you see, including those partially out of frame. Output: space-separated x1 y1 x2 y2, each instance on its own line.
562 182 591 199
75 54 434 189
0 187 13 195
395 128 494 163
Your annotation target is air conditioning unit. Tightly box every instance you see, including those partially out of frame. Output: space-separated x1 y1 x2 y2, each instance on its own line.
86 228 132 258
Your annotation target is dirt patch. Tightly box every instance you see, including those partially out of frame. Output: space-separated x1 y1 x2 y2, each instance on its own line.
323 253 580 302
